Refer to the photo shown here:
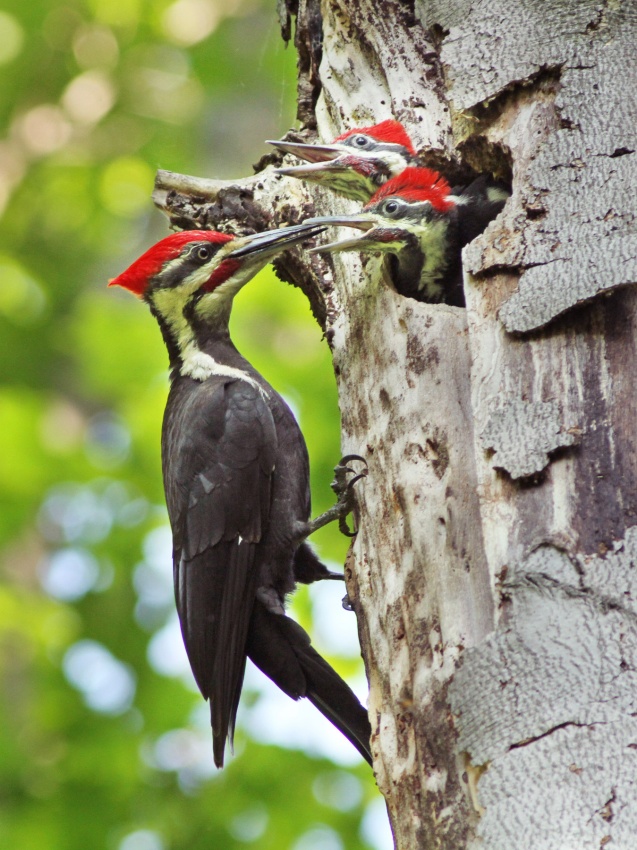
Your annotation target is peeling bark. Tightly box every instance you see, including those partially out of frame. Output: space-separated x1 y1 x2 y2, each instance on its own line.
154 0 637 846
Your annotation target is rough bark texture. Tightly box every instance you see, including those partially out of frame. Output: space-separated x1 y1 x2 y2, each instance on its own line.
154 1 637 847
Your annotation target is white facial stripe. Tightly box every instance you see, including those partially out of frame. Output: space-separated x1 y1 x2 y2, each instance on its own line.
380 150 413 175
150 250 270 391
406 200 433 216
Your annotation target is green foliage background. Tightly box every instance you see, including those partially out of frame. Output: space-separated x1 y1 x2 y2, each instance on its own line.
0 2 389 848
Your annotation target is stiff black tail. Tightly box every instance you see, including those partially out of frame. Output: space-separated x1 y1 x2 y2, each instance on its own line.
246 600 373 766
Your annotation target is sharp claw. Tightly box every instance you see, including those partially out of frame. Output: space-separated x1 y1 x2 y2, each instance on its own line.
346 472 366 490
340 453 366 464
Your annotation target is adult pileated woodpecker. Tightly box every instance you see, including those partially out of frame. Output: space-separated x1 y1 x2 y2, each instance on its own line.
268 119 417 202
109 224 372 767
306 167 509 307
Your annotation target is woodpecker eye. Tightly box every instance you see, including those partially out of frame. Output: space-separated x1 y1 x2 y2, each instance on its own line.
353 135 371 148
196 245 212 262
383 200 400 215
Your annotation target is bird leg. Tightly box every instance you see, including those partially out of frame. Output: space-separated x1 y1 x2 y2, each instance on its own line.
300 454 368 540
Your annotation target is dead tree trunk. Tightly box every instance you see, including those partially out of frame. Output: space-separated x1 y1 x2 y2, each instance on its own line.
154 1 637 846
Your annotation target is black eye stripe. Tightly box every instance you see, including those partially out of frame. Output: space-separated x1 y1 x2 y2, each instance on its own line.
179 242 221 266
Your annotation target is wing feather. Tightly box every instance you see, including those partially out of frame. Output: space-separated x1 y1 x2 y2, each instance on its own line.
163 376 277 766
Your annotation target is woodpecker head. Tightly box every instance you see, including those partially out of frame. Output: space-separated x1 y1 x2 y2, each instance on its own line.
303 168 458 301
267 120 417 201
306 167 454 254
109 224 325 368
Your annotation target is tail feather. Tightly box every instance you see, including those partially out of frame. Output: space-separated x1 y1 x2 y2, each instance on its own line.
246 601 373 765
210 540 256 768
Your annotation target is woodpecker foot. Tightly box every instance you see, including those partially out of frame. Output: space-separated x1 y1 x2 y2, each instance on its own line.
342 593 354 611
331 454 368 537
301 455 367 539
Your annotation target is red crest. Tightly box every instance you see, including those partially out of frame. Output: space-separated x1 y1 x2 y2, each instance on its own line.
367 167 453 213
108 231 234 296
335 120 416 156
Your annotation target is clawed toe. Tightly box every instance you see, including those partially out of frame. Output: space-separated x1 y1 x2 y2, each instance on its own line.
331 455 368 499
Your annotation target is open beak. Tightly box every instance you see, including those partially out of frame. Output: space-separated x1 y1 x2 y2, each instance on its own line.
226 222 327 260
302 214 391 254
266 139 344 164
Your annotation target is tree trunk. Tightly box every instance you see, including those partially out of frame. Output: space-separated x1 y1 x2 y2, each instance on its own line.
154 1 637 846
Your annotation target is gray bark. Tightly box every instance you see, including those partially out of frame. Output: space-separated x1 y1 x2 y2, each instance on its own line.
154 1 637 847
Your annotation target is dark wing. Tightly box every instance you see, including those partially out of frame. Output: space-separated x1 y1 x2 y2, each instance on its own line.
453 175 509 247
162 376 277 767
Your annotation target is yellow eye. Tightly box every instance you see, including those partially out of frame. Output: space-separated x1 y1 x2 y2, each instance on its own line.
196 245 211 261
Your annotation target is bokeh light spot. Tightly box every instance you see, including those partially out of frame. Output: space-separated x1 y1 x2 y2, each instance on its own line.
161 0 220 47
62 70 116 125
63 639 136 714
15 105 72 156
291 825 344 850
119 830 165 850
312 771 363 812
229 803 269 843
0 12 24 65
39 546 100 601
72 24 119 69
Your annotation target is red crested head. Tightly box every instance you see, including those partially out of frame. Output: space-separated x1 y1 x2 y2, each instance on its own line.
335 119 417 156
366 167 453 213
108 230 235 296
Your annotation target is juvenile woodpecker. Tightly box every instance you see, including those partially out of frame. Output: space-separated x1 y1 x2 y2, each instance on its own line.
109 224 372 767
268 119 417 202
306 167 509 306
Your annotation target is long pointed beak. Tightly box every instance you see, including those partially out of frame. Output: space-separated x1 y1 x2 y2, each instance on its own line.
275 159 359 181
226 222 326 260
266 139 344 164
302 214 400 255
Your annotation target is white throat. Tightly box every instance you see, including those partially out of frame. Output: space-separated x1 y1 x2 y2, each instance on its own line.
151 276 261 390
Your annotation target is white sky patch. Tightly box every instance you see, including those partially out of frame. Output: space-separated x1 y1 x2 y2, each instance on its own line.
307 576 365 660
238 662 366 766
147 612 197 686
360 798 394 850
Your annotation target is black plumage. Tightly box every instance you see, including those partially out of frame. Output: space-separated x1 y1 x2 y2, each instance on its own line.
163 348 372 767
110 227 372 768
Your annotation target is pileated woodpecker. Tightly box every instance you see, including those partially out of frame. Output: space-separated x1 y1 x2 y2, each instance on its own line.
109 224 372 767
268 119 417 202
306 167 509 306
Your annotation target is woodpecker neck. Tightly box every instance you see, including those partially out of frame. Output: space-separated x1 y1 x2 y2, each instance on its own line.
412 217 451 299
149 285 257 386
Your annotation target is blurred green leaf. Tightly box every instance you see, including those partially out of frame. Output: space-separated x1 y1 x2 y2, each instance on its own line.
0 2 383 849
